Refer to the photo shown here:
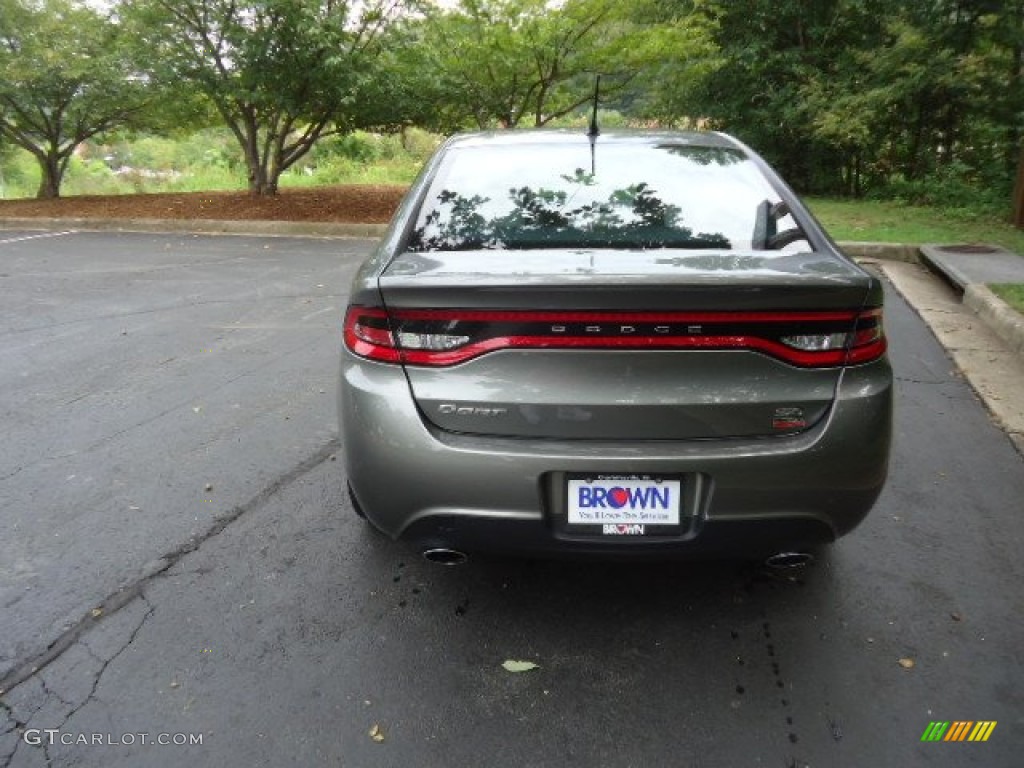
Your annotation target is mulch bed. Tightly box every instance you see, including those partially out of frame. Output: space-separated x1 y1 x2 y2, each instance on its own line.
0 185 408 224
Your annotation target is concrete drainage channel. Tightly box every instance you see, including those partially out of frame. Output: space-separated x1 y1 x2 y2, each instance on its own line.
916 243 1024 356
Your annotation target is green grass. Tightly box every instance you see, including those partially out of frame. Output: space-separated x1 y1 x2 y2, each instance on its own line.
278 156 423 187
806 197 1024 254
989 283 1024 315
0 128 436 199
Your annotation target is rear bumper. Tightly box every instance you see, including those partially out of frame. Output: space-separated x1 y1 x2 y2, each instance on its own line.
339 351 892 559
395 515 839 561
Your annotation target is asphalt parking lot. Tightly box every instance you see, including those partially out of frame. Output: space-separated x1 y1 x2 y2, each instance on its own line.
1 231 1022 767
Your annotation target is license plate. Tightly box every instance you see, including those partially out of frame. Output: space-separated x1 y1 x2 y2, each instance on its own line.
567 475 682 532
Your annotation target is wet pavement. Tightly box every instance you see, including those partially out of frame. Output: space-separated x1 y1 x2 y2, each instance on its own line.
1 232 1022 767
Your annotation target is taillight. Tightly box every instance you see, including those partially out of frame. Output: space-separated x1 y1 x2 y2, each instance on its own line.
844 308 887 365
780 308 886 365
343 306 401 363
343 306 887 368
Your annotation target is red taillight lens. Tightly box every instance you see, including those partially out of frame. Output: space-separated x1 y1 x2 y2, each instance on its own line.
776 308 886 366
343 306 401 363
343 306 887 368
845 308 887 365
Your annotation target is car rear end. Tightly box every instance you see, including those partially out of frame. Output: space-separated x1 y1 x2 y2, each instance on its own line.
339 131 892 560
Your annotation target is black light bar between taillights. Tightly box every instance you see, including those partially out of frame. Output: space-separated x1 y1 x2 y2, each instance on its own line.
343 306 886 368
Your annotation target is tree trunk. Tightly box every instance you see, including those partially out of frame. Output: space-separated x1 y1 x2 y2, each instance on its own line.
247 171 279 195
35 153 63 199
244 151 280 196
240 117 276 196
1013 144 1024 229
1008 3 1023 173
906 106 925 181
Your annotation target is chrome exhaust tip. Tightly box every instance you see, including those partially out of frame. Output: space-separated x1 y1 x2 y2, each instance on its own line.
765 551 814 569
422 548 468 566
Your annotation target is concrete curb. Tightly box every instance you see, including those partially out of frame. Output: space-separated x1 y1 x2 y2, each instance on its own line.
837 241 921 263
844 241 1024 367
964 284 1024 357
0 217 388 239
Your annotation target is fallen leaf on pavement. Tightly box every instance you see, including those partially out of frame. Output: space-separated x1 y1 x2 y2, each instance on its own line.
898 658 915 669
369 724 384 743
502 660 540 673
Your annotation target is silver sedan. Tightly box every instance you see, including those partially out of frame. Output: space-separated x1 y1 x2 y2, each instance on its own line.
339 130 892 564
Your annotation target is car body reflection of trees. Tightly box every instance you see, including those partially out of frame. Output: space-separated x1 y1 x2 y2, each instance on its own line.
410 175 731 251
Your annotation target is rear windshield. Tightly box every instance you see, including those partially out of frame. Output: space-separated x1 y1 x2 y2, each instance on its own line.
407 141 807 252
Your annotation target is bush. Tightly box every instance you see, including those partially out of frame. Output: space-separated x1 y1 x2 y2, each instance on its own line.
0 148 38 198
867 162 1012 220
62 157 135 196
0 127 441 197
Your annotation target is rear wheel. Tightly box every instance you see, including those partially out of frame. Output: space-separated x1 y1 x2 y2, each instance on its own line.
347 482 367 519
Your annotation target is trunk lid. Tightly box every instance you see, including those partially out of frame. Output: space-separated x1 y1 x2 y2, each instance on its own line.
376 248 877 440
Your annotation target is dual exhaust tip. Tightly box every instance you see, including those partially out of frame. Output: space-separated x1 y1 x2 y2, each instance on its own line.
422 548 468 566
764 551 814 569
421 548 812 568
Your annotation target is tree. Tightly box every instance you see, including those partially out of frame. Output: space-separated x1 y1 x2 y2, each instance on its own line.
662 0 893 194
800 0 1023 207
412 0 648 130
130 0 404 195
341 17 465 135
612 0 721 124
636 0 1023 211
0 0 150 199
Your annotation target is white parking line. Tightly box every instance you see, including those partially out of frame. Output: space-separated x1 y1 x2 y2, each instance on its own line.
0 230 77 245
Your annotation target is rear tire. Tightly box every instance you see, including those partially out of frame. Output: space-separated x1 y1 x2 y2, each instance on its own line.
347 483 367 519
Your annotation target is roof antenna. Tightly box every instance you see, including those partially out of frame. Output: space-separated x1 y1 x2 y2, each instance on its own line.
587 75 601 139
587 75 600 174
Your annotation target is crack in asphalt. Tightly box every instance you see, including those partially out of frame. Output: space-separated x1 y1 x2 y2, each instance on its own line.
0 698 27 768
57 597 154 734
0 699 20 733
37 677 73 713
0 439 339 703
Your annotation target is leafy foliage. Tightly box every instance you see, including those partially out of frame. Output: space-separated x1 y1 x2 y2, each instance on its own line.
1 0 1021 216
0 0 151 198
127 0 405 194
634 0 1024 212
403 0 671 130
